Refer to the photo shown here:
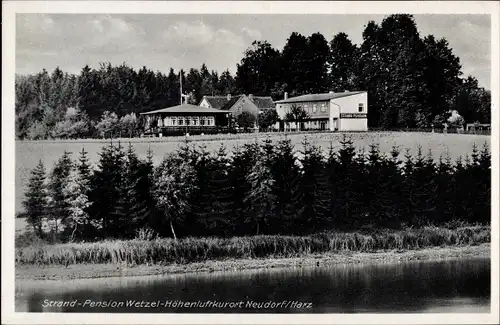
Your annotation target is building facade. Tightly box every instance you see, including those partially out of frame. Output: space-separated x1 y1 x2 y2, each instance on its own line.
140 103 229 136
274 91 368 132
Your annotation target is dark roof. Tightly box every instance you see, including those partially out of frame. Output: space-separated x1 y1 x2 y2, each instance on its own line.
203 96 231 109
140 104 228 115
203 95 275 110
203 95 243 109
275 91 366 104
250 96 275 109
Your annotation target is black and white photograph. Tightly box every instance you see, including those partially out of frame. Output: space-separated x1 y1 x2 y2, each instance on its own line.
2 1 499 324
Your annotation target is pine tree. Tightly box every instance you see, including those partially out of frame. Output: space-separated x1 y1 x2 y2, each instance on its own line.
244 154 276 235
62 167 91 241
298 138 329 233
382 145 405 227
434 152 454 224
269 139 301 234
407 147 436 226
89 143 126 238
475 143 491 224
335 135 361 229
22 160 48 237
74 147 95 238
117 143 152 238
47 151 74 241
229 142 260 235
196 145 235 236
400 148 415 225
325 142 341 228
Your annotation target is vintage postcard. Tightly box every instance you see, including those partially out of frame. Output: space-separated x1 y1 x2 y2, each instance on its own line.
2 1 499 324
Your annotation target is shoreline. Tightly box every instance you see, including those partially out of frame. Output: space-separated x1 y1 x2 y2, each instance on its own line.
16 243 490 281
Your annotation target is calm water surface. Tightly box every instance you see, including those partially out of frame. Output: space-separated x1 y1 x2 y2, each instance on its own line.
16 257 490 313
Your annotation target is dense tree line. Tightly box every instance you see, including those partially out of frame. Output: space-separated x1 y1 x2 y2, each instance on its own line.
16 14 491 139
22 136 490 242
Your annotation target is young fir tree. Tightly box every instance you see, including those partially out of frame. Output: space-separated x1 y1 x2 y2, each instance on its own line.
434 152 454 224
89 143 126 239
477 143 491 224
335 135 360 229
22 160 48 237
408 147 436 226
383 145 405 228
400 148 415 225
452 155 467 222
108 142 128 237
73 147 97 238
196 145 234 236
325 142 341 228
244 154 276 235
116 143 151 238
460 153 476 223
47 151 74 241
62 166 91 241
351 146 369 227
463 142 491 224
229 142 261 235
298 138 330 233
365 143 401 228
269 138 301 234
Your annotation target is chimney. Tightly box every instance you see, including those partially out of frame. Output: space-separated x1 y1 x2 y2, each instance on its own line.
344 90 349 93
248 94 254 100
329 91 334 94
284 92 288 100
227 93 231 101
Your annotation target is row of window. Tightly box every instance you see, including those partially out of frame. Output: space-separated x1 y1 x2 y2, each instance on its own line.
289 103 365 113
302 103 327 114
159 116 215 127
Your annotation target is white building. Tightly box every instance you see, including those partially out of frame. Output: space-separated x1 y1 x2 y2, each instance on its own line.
274 91 368 132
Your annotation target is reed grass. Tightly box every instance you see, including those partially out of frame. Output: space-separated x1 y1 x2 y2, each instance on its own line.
15 225 490 266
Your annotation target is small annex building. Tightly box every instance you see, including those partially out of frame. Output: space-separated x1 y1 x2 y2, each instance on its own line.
274 91 368 132
140 103 230 136
199 94 275 117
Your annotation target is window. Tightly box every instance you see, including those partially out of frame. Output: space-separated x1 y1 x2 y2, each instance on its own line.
186 118 190 126
304 104 309 112
320 104 326 113
171 117 177 126
200 117 206 126
178 118 183 126
192 117 198 126
358 103 364 112
312 104 317 113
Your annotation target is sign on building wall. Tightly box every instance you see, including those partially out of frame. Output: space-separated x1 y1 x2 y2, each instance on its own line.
340 113 368 119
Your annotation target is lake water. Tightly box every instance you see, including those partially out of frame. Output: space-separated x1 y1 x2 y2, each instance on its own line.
16 257 490 313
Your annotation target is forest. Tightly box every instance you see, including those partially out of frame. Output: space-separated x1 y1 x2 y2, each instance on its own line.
15 14 491 140
21 135 491 244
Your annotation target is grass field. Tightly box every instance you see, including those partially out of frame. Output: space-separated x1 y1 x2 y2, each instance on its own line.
15 131 490 215
15 225 490 266
16 243 490 281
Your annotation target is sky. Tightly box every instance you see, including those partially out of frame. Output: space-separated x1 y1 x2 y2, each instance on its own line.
16 14 491 89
